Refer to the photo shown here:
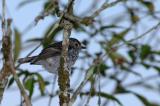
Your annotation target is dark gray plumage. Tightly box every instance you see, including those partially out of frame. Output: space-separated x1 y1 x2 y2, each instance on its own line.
18 38 85 74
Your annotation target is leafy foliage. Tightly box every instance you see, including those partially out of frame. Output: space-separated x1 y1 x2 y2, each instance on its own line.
2 0 160 106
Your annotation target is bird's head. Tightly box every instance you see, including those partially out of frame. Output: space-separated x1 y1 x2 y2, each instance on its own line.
69 38 86 50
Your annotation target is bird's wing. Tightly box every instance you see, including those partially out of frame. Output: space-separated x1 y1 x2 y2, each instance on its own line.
31 42 62 63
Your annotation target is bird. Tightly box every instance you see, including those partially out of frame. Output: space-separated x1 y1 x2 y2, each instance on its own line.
18 38 86 74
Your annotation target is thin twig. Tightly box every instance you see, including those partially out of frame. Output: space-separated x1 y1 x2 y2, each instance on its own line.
126 22 160 43
97 63 101 106
124 74 160 87
16 43 41 68
102 21 160 57
114 21 160 48
91 0 124 18
35 0 59 24
11 68 32 106
0 0 8 103
70 65 95 104
84 75 95 106
48 75 57 106
70 76 88 103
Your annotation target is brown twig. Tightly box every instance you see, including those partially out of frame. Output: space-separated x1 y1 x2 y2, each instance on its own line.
0 1 10 103
58 20 73 106
0 19 32 106
0 0 32 105
57 0 74 106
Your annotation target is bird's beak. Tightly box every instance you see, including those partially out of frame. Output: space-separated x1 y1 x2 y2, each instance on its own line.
81 43 86 49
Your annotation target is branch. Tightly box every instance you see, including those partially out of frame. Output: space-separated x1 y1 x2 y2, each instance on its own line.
114 21 160 49
0 0 10 102
61 0 123 26
91 0 124 18
34 0 59 25
70 57 103 105
58 20 73 106
70 60 99 104
0 19 32 105
48 75 57 106
0 0 11 103
0 1 31 105
1 20 32 106
58 0 74 106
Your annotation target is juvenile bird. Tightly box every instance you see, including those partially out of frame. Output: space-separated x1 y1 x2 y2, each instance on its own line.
18 38 85 74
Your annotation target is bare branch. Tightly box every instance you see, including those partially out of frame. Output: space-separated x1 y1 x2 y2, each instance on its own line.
0 0 11 103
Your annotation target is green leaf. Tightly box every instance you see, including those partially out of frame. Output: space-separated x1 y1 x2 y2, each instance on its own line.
14 29 21 62
99 63 108 71
140 45 151 60
97 92 123 106
86 66 95 80
130 11 139 23
17 0 40 9
141 1 154 13
153 66 160 73
26 38 43 43
98 63 108 76
80 91 123 106
100 25 124 31
44 1 55 12
141 62 151 69
24 76 35 98
17 70 30 78
128 49 136 64
35 73 46 96
120 66 142 77
108 28 130 46
43 22 62 47
115 84 128 94
7 77 14 88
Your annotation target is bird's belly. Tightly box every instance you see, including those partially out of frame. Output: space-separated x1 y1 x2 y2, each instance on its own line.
42 56 60 74
41 56 75 74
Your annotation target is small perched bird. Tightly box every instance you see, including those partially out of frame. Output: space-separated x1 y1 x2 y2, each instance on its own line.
18 38 86 74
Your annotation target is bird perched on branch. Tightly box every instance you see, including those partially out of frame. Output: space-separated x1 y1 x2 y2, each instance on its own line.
18 38 86 74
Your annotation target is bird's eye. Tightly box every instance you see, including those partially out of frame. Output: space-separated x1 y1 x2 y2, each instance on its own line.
75 43 79 47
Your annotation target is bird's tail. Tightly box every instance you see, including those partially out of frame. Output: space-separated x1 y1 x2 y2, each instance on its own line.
18 56 37 64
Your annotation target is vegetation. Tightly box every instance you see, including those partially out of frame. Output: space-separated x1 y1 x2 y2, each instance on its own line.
0 0 160 106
